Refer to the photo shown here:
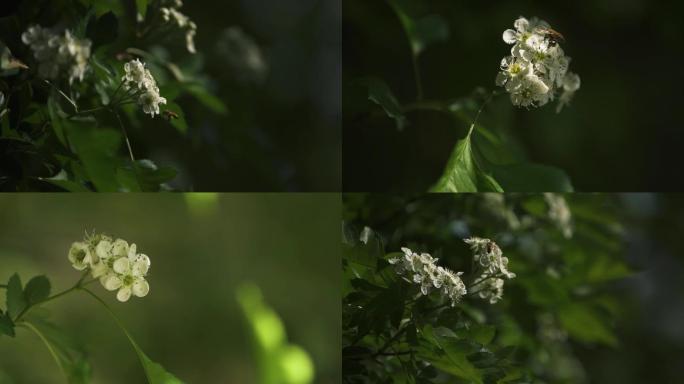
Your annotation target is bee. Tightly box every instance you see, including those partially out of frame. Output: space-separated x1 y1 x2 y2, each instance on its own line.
163 110 180 120
535 27 565 45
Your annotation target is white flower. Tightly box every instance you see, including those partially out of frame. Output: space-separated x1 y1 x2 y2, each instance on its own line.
122 59 167 117
22 25 91 84
390 247 467 306
544 193 573 238
477 276 505 304
68 241 96 271
160 5 197 54
497 16 579 112
67 233 151 302
464 237 515 279
555 72 581 113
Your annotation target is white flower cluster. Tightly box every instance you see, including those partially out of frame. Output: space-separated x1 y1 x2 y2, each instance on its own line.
21 25 91 84
122 59 167 117
544 193 573 238
160 0 197 54
464 237 515 304
389 247 467 306
68 233 151 302
496 16 580 112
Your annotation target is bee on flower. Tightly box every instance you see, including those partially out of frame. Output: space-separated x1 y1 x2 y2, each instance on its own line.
497 16 580 112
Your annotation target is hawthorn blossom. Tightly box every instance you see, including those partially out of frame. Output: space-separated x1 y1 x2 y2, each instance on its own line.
389 247 467 306
22 25 91 84
544 193 573 238
464 237 515 304
122 59 167 117
160 1 197 54
497 16 580 112
464 237 515 279
67 233 151 302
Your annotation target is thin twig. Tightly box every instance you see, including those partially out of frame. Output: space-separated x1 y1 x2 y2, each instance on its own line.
111 108 136 163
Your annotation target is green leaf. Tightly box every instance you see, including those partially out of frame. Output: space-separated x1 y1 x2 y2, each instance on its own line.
40 170 92 192
558 303 617 346
431 127 503 192
47 96 68 147
24 276 51 305
357 77 407 131
6 273 26 319
137 351 184 384
184 84 228 115
489 163 574 192
66 120 122 192
0 312 15 337
388 0 450 56
237 284 315 384
136 0 148 18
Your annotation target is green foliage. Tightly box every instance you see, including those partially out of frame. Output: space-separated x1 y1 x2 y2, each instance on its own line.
342 194 631 383
237 284 315 384
24 276 51 305
6 274 26 319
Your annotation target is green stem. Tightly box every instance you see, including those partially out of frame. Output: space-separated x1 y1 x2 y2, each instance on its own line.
14 271 93 322
111 108 136 163
81 288 152 383
0 284 7 289
20 321 68 378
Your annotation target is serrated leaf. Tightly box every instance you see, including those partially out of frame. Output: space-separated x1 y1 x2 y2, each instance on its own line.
431 127 503 192
0 312 15 337
6 273 26 319
24 275 51 304
184 84 228 115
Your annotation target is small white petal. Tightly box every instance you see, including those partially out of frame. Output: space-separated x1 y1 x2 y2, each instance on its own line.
113 257 130 274
103 275 122 291
117 287 132 302
132 280 150 297
502 29 518 44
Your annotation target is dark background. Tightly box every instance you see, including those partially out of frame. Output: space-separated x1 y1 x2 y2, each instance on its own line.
343 0 684 192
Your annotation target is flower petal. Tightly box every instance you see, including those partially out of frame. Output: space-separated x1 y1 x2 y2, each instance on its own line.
113 257 130 274
132 279 150 298
502 29 518 44
103 275 122 291
117 287 132 302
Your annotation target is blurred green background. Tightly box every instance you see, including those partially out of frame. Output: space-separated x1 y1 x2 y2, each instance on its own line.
0 193 340 383
343 0 684 192
343 193 684 383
